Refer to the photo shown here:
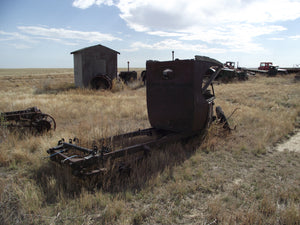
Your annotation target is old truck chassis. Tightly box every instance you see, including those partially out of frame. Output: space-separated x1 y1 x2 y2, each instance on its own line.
47 56 226 177
47 128 206 176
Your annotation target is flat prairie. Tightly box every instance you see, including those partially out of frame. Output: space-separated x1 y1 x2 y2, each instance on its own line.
0 69 299 225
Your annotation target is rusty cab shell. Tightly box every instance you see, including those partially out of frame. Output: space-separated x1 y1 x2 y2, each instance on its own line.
146 56 223 133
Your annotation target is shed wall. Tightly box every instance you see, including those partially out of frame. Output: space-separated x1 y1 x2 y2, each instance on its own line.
72 45 118 88
73 53 83 88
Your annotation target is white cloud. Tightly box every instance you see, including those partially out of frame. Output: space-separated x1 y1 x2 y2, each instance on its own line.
116 0 300 26
289 35 300 40
0 31 36 43
126 39 226 53
72 0 300 25
17 26 121 42
73 0 95 9
0 27 121 49
268 37 285 41
72 0 113 9
10 43 31 49
72 0 300 52
73 0 96 9
37 37 79 46
147 31 185 37
0 32 32 48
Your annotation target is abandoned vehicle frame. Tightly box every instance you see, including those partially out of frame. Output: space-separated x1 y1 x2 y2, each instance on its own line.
47 56 227 177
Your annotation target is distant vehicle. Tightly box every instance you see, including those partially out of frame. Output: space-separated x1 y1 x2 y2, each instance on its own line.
224 61 235 69
257 62 287 75
216 61 248 82
258 62 273 70
268 65 278 76
247 62 295 75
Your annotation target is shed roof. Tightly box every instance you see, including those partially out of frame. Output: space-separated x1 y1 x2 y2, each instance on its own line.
70 44 120 55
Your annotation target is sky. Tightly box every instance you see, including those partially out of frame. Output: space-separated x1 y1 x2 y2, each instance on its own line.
0 0 300 68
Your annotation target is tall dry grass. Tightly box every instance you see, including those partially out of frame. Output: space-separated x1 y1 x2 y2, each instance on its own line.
0 70 299 224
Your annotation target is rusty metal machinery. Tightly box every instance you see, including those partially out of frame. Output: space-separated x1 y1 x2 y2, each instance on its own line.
146 56 222 132
119 71 137 84
90 74 112 90
46 56 226 177
1 107 56 133
47 128 197 176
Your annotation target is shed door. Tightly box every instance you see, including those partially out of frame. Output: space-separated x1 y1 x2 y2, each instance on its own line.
95 59 106 75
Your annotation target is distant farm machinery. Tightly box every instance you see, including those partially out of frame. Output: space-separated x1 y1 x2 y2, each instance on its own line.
1 107 56 134
215 61 248 82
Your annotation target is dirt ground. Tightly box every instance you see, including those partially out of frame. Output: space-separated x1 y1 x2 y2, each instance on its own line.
276 131 300 153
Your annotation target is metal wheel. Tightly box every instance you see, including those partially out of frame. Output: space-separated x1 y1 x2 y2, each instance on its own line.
33 113 56 133
90 75 112 90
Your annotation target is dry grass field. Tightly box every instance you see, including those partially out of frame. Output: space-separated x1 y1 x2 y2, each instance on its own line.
0 68 299 225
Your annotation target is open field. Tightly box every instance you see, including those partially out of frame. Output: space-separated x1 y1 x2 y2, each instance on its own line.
0 69 299 224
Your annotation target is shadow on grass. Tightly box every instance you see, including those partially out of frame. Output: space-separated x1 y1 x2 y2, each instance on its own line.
33 162 84 204
34 82 76 95
33 130 208 204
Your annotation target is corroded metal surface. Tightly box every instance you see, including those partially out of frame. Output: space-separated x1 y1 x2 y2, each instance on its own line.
146 56 222 132
47 128 196 176
119 71 137 83
46 56 226 177
1 107 56 133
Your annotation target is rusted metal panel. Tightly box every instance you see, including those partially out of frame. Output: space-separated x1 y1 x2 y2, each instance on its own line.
47 128 200 176
146 57 222 132
1 107 56 133
119 71 137 83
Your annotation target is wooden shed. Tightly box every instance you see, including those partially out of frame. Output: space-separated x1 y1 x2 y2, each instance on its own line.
71 44 120 89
